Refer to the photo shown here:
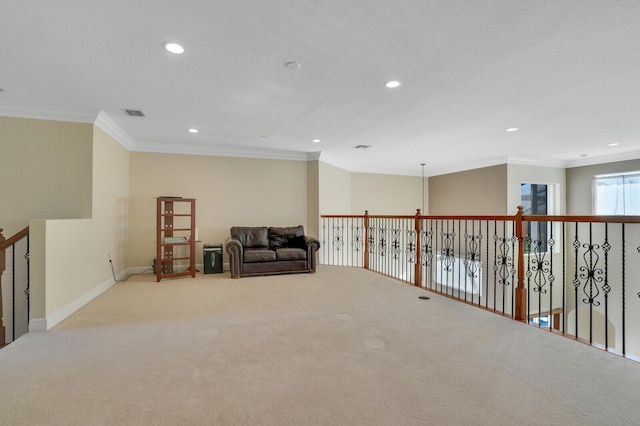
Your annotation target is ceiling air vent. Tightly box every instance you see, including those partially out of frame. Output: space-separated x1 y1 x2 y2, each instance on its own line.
122 108 145 117
354 144 372 149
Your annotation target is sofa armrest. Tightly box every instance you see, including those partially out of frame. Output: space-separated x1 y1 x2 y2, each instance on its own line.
304 235 320 272
225 237 243 278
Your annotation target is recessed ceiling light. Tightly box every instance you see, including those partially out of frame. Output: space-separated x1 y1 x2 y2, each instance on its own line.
385 80 402 88
188 128 198 133
312 139 321 143
285 61 301 70
163 42 184 54
608 142 619 147
505 127 519 132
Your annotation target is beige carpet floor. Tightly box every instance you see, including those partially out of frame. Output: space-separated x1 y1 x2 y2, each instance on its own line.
2 266 640 425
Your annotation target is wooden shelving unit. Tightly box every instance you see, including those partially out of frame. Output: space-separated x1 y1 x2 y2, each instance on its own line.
156 197 196 282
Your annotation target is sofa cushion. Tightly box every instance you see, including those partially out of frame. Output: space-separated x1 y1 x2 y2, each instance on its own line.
231 226 269 248
244 248 276 263
275 247 307 261
269 226 306 249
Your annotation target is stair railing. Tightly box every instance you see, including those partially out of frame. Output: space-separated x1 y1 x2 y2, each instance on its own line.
0 227 30 345
321 208 640 359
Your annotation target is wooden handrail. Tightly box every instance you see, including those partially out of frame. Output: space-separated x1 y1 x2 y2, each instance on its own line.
0 227 29 251
322 213 640 224
523 215 640 224
0 226 30 345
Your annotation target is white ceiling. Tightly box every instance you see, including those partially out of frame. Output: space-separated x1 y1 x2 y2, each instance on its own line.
1 1 639 176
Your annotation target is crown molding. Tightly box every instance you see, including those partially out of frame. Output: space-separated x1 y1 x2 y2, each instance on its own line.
4 100 637 174
426 156 511 177
94 111 136 150
306 151 322 161
0 100 96 123
314 152 421 176
504 156 567 168
131 141 311 162
347 164 424 177
564 150 640 168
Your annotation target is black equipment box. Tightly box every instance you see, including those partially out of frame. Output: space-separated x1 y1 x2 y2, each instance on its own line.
203 244 223 274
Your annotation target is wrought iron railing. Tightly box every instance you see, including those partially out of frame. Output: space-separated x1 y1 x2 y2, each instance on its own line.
0 227 30 346
321 209 640 359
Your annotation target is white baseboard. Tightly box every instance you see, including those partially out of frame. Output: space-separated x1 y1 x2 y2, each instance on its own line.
126 266 155 275
44 275 117 330
27 263 231 334
28 318 47 332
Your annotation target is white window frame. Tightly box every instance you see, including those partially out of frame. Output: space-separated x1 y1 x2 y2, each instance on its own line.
521 182 560 254
592 171 640 216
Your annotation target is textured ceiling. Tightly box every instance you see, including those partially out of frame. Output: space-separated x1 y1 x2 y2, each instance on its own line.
1 1 639 176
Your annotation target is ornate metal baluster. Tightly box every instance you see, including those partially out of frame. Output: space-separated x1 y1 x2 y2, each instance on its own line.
379 226 387 257
494 231 514 285
440 221 456 295
368 225 376 254
421 228 433 267
421 223 433 289
525 234 532 320
466 229 481 278
406 229 417 264
579 235 603 306
441 230 456 272
531 237 549 293
321 219 326 263
332 224 344 252
578 223 604 344
548 224 556 329
530 231 550 326
464 222 482 299
24 241 30 322
572 224 581 337
352 224 363 253
602 224 611 347
391 227 401 260
511 224 517 316
368 223 376 271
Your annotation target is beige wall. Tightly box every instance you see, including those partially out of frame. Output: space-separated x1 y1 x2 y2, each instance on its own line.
29 125 130 329
566 159 640 215
351 172 427 216
128 153 309 268
0 117 93 236
0 116 93 337
428 165 507 215
318 161 351 216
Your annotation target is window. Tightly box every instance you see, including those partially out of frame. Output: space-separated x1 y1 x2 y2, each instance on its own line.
593 172 640 215
521 183 552 252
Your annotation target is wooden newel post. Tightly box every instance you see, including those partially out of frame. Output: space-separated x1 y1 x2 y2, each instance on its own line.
0 228 6 344
414 209 422 287
515 206 527 321
363 211 370 270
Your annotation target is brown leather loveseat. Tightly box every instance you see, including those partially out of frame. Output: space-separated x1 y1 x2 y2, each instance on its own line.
225 225 320 278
